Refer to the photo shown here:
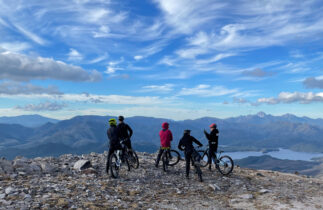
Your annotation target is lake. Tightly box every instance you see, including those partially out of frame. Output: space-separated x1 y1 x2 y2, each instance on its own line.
224 148 323 161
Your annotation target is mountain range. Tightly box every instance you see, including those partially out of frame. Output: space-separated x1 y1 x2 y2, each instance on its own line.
0 112 323 159
0 114 59 128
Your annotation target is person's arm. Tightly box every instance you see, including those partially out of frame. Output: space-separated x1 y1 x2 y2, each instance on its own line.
127 124 133 138
204 130 210 140
192 136 203 147
169 130 173 141
178 139 184 151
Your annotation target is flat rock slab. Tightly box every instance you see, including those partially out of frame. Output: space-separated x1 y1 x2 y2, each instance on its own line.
73 160 91 171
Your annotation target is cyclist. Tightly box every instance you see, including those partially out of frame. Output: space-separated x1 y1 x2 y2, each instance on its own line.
204 123 219 171
155 122 173 168
117 115 133 155
178 130 203 179
106 118 122 174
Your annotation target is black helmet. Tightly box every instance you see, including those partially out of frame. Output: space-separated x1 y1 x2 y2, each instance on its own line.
184 129 191 134
118 116 124 121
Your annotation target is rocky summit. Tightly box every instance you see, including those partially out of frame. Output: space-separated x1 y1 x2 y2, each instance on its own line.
0 152 323 210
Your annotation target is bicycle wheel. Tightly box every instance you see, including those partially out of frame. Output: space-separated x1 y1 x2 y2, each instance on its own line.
162 154 168 172
217 155 234 175
128 151 139 169
109 153 119 178
198 150 209 167
168 150 180 166
123 153 131 172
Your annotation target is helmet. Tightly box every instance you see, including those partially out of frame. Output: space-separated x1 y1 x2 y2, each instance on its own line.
162 122 169 129
209 123 217 128
118 116 124 121
184 129 191 134
109 118 117 126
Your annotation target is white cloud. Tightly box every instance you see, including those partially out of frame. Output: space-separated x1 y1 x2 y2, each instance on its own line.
154 0 225 34
0 42 30 52
15 101 67 111
0 51 102 82
257 92 323 104
141 84 174 93
178 84 238 97
0 92 174 106
104 57 124 74
134 55 143 60
176 47 208 59
68 48 83 61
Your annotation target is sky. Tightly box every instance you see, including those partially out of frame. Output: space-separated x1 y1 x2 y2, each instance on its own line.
0 0 323 120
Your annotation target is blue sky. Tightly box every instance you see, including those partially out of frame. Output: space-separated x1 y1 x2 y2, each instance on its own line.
0 0 323 120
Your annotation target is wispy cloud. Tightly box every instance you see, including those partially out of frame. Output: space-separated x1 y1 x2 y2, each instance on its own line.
15 101 67 111
0 42 30 52
257 92 323 104
104 57 124 74
13 24 47 45
178 84 238 97
141 84 174 93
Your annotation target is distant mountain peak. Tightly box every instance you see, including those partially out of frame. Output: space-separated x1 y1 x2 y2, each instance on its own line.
257 111 266 118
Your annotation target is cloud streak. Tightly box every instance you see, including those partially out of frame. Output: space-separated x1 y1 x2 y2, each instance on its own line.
15 101 67 111
257 92 323 104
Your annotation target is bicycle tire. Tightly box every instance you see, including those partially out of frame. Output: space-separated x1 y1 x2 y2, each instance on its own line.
217 155 234 175
128 151 139 169
124 153 131 172
168 150 180 166
109 153 119 178
198 150 209 167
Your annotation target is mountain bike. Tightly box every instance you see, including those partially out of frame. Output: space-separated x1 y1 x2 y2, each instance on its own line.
160 147 180 172
190 146 203 182
109 140 131 178
122 141 139 169
198 146 234 175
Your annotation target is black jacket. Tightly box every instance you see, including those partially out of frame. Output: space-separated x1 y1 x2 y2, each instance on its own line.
107 125 120 146
178 133 203 153
204 128 219 149
117 122 133 140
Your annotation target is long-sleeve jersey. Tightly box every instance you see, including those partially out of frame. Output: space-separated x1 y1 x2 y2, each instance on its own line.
178 134 202 153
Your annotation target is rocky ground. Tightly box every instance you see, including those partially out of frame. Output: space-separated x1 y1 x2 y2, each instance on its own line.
0 152 323 209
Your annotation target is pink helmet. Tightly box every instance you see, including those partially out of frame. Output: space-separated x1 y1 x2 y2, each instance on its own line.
209 123 217 128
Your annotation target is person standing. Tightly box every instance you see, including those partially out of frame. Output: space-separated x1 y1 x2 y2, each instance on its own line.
204 123 219 171
106 118 122 174
178 130 203 178
155 122 173 167
117 116 133 153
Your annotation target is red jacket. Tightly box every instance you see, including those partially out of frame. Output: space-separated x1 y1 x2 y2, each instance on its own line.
159 122 173 147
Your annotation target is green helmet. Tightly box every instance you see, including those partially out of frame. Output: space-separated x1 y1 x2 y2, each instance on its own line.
108 118 117 126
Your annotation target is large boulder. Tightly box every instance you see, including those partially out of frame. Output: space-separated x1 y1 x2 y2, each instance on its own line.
39 162 57 173
0 158 14 174
13 157 41 174
73 160 92 171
